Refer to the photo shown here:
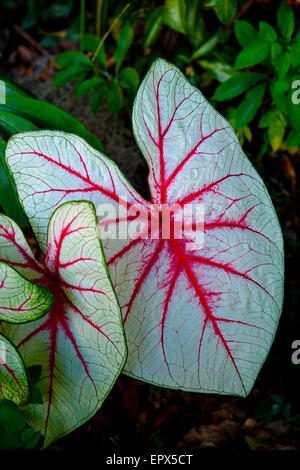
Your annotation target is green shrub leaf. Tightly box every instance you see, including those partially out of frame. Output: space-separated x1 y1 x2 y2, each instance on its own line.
235 82 266 127
235 40 270 69
234 20 257 47
277 0 295 40
213 72 267 101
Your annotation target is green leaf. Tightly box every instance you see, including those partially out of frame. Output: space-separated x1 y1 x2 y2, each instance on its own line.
0 400 26 433
235 83 266 127
277 1 295 40
164 0 186 33
198 60 235 82
26 365 42 385
0 111 37 135
235 40 269 69
0 77 28 98
259 21 278 42
80 34 106 66
0 427 22 450
0 140 27 227
234 20 257 47
286 129 300 148
114 24 134 72
107 79 123 115
185 0 204 47
0 95 103 152
29 385 44 405
191 29 221 61
272 77 290 96
52 66 87 88
119 67 139 90
21 428 41 449
40 36 60 47
143 8 164 50
74 77 105 97
91 85 107 115
55 51 94 69
290 44 300 68
271 77 290 115
260 110 287 152
268 112 287 151
259 110 277 128
46 2 72 18
270 42 283 66
214 0 237 25
278 52 290 78
212 72 267 101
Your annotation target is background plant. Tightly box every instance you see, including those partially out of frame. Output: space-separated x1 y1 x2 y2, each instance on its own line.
213 1 300 152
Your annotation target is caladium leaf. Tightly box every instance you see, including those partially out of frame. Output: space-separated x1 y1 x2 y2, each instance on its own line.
0 261 53 324
0 201 126 446
5 59 284 397
0 334 29 405
0 262 52 405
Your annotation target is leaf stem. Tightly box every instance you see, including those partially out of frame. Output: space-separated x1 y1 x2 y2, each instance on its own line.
92 2 131 62
95 0 103 37
79 0 86 52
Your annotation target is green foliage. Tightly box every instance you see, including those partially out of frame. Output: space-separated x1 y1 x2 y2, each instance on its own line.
54 25 139 116
114 24 134 72
254 394 292 424
0 403 42 450
213 72 267 101
235 40 269 69
212 0 238 25
234 19 257 46
213 0 300 152
0 366 44 450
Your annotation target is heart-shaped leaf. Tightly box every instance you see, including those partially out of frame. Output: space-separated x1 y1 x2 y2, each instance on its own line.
0 202 126 446
5 59 284 397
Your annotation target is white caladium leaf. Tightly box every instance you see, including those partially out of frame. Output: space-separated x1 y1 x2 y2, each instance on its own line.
5 59 284 397
0 202 126 446
0 261 52 405
0 261 53 323
0 334 29 405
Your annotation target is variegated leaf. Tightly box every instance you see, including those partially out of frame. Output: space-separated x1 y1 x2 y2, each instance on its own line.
5 59 284 398
0 260 53 406
0 202 126 446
